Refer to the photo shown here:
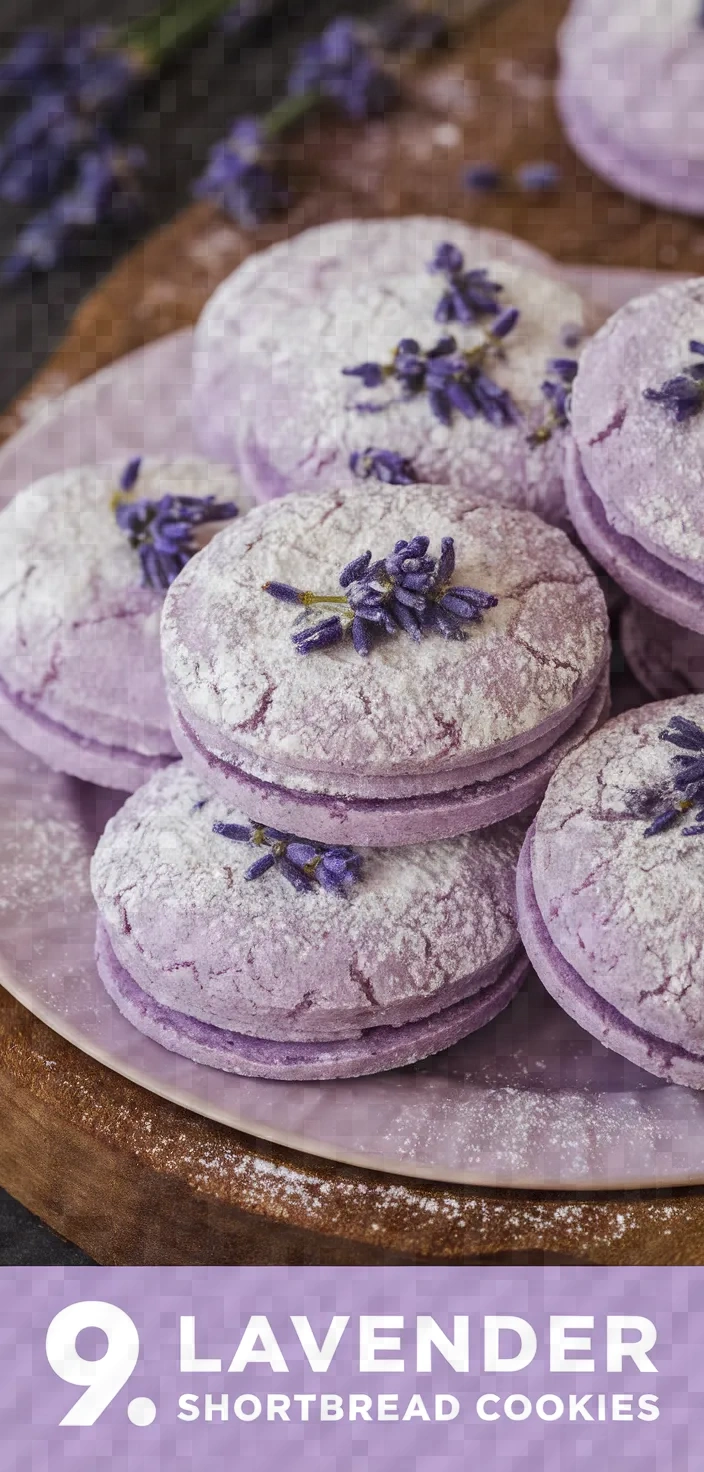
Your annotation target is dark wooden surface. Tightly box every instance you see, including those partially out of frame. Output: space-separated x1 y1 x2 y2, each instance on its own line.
4 0 704 1266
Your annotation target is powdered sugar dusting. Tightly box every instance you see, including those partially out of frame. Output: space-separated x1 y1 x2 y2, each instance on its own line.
198 245 585 523
571 279 704 577
161 482 609 783
533 695 704 1052
91 760 524 1040
0 457 243 757
190 215 573 514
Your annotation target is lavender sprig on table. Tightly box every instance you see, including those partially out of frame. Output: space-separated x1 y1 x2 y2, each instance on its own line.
195 14 401 228
463 160 562 195
0 0 248 278
193 117 290 229
1 145 146 281
643 341 704 422
349 447 417 484
343 310 520 430
263 533 498 658
644 716 704 838
112 456 238 590
212 820 362 894
288 16 398 122
527 357 579 446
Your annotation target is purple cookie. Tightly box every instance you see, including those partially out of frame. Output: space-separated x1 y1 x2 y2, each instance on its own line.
566 279 704 635
0 457 244 790
91 762 529 1081
558 0 704 213
161 481 611 846
517 697 704 1087
621 600 704 700
192 216 587 526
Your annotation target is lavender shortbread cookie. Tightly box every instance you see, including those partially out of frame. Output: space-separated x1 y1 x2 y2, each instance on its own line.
517 697 704 1087
91 763 529 1081
192 216 586 525
621 600 704 700
0 456 245 790
566 279 704 634
558 0 704 214
161 481 610 846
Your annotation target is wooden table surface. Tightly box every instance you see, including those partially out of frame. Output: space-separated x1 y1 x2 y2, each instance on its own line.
3 0 704 1265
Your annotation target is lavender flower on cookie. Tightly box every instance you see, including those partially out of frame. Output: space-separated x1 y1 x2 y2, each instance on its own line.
349 447 417 484
644 715 704 837
528 356 578 446
212 819 362 893
263 533 498 657
113 456 238 590
427 243 504 325
343 312 520 430
643 340 704 422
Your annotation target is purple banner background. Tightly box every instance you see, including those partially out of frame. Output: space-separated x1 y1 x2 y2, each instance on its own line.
0 1265 698 1470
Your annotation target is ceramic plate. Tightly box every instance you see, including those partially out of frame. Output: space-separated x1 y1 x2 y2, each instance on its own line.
0 268 698 1192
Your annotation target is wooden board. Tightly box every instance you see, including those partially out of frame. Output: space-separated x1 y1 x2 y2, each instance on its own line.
2 0 704 1264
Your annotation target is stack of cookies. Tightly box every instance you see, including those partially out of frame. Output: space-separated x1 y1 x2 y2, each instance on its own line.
89 219 612 1080
6 214 704 1090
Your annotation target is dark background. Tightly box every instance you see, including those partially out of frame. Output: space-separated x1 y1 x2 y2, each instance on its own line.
0 0 380 1265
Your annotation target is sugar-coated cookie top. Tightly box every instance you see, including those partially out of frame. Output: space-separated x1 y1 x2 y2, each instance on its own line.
570 279 704 580
161 481 609 779
91 761 524 1035
194 216 561 356
0 457 243 744
192 217 584 523
532 695 704 1051
559 0 704 158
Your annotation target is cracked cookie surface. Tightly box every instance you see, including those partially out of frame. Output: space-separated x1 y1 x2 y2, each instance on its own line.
0 457 244 785
192 217 584 526
161 481 609 793
91 761 526 1044
570 279 704 578
530 696 704 1052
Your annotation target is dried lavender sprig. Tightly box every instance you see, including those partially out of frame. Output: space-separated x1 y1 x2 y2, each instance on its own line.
194 15 399 229
113 456 238 589
0 0 242 276
527 356 578 446
263 532 498 658
643 715 704 837
644 341 704 422
349 447 417 484
343 312 520 430
287 16 398 122
428 242 504 325
212 819 362 894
